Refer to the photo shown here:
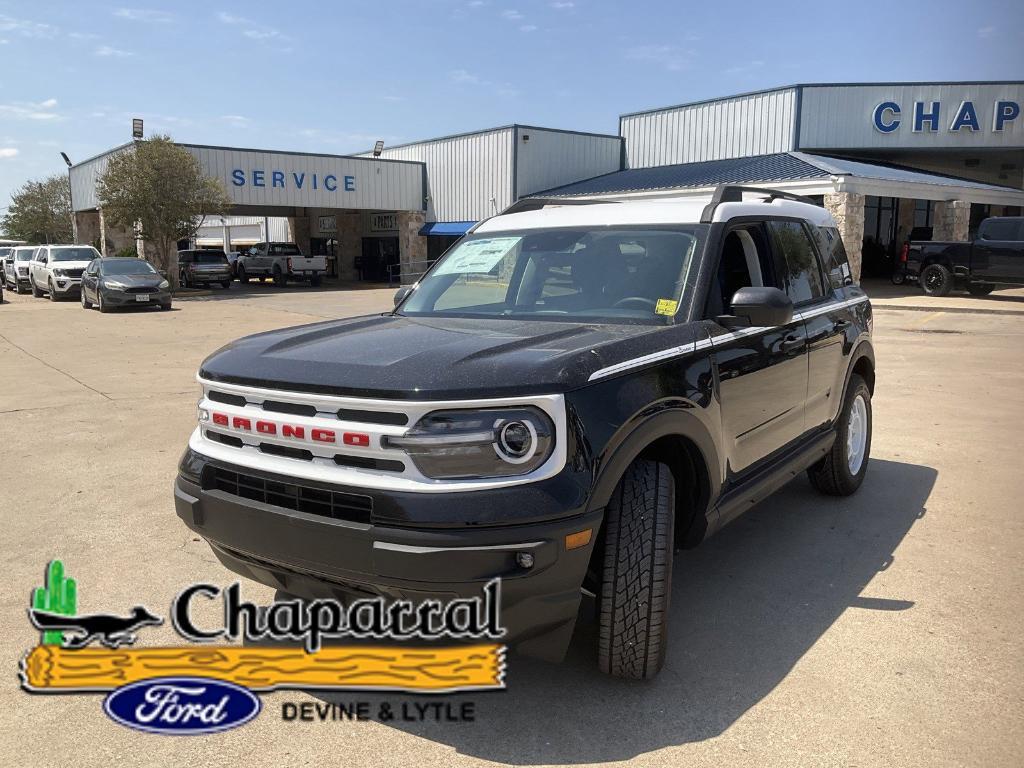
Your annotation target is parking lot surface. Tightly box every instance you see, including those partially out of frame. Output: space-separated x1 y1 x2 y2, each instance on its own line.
2 283 1022 767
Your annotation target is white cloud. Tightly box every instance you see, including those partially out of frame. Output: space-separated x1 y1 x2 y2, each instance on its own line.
624 44 692 72
38 98 57 109
95 45 133 57
468 0 486 5
450 68 482 85
113 8 173 23
220 115 250 125
976 25 995 39
725 59 765 75
0 147 18 159
501 9 524 20
550 1 574 8
520 24 537 32
0 13 59 38
0 99 62 120
217 11 281 40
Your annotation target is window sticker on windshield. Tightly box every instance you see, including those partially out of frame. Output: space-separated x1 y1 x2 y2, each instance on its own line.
655 298 678 316
433 237 521 276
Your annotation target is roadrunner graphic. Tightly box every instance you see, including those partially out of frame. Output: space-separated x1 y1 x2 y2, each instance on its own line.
28 606 163 649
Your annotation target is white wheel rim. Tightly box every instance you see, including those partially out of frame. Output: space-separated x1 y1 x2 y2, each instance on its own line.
846 395 868 475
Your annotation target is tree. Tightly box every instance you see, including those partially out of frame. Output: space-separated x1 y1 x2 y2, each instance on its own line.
97 136 232 285
1 175 73 243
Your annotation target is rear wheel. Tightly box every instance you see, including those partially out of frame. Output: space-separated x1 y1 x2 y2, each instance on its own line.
221 280 231 290
598 459 674 680
808 374 872 496
968 283 995 296
310 273 322 287
273 265 286 287
920 263 953 296
236 264 248 283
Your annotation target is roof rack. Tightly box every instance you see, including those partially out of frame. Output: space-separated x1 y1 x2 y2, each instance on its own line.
467 197 618 233
699 185 816 223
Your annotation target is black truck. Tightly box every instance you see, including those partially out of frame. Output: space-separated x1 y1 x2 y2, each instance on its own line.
174 186 875 680
906 216 1024 296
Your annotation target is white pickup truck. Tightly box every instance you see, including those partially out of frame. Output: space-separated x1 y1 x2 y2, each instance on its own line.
235 242 325 287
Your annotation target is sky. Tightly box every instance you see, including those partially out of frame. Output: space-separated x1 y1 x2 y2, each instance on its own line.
1 0 1022 210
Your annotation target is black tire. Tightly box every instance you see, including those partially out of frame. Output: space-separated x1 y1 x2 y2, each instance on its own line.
890 272 906 286
920 263 953 297
98 291 110 313
808 374 872 496
310 273 322 287
236 264 247 283
48 279 58 301
968 283 995 296
273 265 286 287
598 459 674 680
32 279 42 298
160 301 172 311
81 289 91 309
221 280 231 290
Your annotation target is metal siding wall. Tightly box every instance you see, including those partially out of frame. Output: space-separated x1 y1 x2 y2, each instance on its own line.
799 83 1024 149
369 129 514 221
70 150 125 211
514 129 623 197
621 88 797 167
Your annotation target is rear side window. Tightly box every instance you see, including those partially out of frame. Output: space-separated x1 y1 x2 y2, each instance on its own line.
270 244 301 256
195 252 227 264
767 221 825 305
812 226 853 289
979 219 1022 241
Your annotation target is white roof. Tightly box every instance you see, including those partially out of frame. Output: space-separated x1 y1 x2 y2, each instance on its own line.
474 195 835 233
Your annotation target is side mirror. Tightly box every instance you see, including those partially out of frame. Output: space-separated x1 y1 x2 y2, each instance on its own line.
393 286 413 307
720 286 793 328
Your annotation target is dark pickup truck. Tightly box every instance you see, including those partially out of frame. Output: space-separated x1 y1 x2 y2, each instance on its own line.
907 216 1024 296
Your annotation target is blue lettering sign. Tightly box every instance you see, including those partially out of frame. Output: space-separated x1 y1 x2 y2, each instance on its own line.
292 172 305 189
312 174 318 190
252 170 265 187
949 100 980 132
913 101 940 132
994 100 1020 131
271 171 285 188
344 175 355 191
231 169 245 187
324 174 337 192
226 168 355 192
873 101 901 133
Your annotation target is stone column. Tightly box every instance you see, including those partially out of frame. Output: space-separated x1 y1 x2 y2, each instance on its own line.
896 198 916 244
288 214 312 256
397 211 427 285
823 192 865 283
932 200 970 241
337 212 362 281
74 210 102 249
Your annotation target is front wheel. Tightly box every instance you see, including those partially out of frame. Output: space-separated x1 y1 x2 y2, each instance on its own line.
598 459 674 680
920 263 953 297
968 283 995 296
808 374 872 496
273 265 286 287
81 289 91 309
48 279 58 301
221 280 231 290
97 291 110 313
32 279 42 298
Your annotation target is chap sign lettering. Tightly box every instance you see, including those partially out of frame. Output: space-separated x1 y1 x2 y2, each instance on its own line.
230 169 356 192
873 99 1020 134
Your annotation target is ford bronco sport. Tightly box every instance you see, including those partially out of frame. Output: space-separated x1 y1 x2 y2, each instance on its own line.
174 186 875 680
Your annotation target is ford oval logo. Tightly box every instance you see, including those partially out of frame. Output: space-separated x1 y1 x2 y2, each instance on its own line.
103 676 261 735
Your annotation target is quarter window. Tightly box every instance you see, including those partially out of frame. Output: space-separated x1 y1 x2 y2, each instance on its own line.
768 221 825 305
812 226 853 290
979 219 1022 241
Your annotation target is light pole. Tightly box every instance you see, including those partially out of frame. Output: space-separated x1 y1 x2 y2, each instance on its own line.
60 152 77 242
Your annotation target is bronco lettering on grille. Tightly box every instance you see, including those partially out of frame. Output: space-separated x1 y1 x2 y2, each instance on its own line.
209 413 367 448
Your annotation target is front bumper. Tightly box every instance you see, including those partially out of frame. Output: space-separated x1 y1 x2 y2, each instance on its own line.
100 287 171 306
174 452 602 661
51 277 81 295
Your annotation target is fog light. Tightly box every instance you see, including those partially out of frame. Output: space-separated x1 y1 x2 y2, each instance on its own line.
516 552 534 569
198 407 210 423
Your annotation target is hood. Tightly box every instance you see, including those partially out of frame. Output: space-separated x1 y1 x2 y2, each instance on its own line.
52 260 94 269
199 314 706 399
103 274 165 288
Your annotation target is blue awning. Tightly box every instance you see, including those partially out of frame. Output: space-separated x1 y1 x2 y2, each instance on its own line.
419 221 476 236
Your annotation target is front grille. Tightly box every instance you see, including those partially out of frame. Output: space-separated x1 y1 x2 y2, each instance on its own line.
263 399 316 417
17 268 28 276
206 466 372 524
337 408 409 426
125 286 156 294
63 268 84 278
209 390 247 407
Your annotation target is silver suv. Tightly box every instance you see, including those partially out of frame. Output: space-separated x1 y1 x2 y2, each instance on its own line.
30 245 101 300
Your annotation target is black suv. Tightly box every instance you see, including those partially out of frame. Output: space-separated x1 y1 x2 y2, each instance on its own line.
174 187 874 680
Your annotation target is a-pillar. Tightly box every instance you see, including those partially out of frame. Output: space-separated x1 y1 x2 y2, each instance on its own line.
288 213 312 256
823 192 865 283
397 211 427 285
932 200 970 242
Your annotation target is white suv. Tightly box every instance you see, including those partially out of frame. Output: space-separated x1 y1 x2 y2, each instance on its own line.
30 245 102 301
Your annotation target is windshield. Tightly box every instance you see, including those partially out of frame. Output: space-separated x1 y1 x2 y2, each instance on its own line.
399 227 705 324
52 247 100 262
269 244 301 256
102 259 158 276
0 248 10 258
195 252 228 264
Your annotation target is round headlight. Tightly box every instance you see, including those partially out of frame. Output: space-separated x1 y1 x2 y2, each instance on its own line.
496 419 537 463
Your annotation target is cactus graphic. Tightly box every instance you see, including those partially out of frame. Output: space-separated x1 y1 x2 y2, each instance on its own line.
32 560 77 645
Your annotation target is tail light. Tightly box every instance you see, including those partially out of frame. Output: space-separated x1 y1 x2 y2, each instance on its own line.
899 243 909 263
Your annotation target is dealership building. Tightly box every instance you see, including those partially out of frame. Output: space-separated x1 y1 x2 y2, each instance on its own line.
69 80 1024 282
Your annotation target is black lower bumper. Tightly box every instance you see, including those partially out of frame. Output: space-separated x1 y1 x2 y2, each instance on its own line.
174 463 602 661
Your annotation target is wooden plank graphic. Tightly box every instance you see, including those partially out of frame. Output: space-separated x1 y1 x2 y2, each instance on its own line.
22 644 505 693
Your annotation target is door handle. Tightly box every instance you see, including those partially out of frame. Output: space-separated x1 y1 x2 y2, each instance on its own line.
834 319 851 331
780 334 805 353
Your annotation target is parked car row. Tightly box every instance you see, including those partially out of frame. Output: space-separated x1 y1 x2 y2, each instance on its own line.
1 245 172 312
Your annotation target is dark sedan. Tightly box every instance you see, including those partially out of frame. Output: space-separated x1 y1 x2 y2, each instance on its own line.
81 257 172 313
